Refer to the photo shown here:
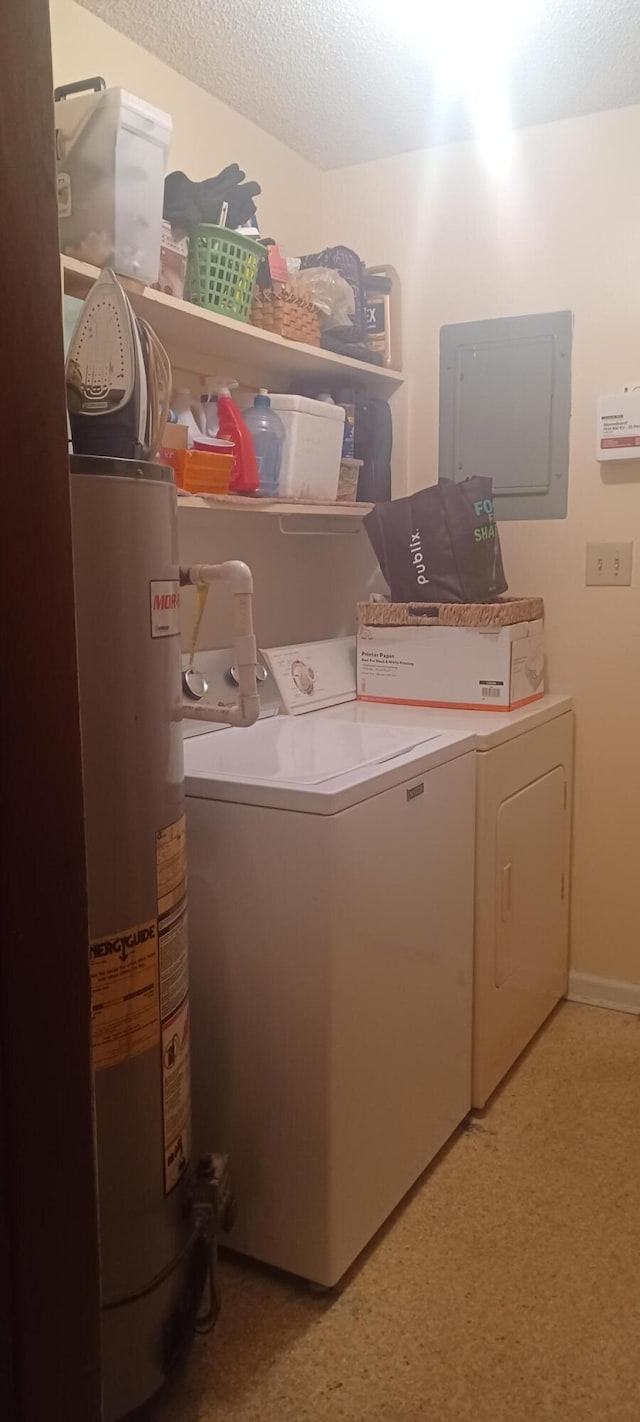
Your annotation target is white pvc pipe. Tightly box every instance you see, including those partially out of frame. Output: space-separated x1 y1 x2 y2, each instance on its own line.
180 561 260 728
186 561 253 596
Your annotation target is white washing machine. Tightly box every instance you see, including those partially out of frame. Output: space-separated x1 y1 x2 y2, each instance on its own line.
319 689 574 1108
183 649 476 1287
240 639 573 1108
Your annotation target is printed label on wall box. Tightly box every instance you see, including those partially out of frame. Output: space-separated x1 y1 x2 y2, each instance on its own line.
162 996 191 1194
150 580 180 638
90 918 160 1070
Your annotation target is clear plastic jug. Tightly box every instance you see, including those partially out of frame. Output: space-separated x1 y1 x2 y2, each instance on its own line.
244 391 286 497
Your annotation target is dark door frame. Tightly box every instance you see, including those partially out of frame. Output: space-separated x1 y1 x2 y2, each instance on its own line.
0 2 102 1418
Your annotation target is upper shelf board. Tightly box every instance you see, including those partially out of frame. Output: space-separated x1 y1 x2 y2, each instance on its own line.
176 493 374 518
62 256 404 394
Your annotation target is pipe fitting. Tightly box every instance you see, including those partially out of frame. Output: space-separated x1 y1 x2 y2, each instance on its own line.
180 561 259 728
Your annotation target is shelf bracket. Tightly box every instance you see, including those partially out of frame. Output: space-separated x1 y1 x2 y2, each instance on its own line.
277 516 363 537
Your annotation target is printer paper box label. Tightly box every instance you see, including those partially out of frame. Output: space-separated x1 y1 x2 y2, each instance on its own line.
357 624 545 710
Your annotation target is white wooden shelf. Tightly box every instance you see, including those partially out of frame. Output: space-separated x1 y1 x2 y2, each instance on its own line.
177 492 373 520
62 256 403 394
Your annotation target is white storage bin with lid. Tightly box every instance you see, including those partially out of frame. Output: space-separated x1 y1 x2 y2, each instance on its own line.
55 77 172 284
267 394 345 501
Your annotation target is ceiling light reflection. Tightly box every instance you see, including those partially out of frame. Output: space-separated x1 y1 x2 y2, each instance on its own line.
370 0 535 169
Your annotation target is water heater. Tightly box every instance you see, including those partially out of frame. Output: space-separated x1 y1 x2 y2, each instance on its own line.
70 455 253 1418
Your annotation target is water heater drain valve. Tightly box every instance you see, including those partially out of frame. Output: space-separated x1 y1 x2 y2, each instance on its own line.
193 1152 237 1332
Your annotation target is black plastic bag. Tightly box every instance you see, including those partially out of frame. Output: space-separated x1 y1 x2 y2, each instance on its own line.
364 478 507 603
299 246 366 344
354 396 392 503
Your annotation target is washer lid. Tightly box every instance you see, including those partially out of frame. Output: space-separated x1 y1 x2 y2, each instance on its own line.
183 715 471 814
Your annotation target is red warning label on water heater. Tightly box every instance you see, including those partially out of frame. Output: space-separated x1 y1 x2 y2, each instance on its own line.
150 580 180 638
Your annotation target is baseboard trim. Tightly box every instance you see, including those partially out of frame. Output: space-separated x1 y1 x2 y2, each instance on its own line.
567 971 640 1016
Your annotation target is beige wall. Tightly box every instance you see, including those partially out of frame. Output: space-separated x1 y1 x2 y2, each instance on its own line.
49 2 639 985
323 106 640 985
177 508 381 653
49 0 321 251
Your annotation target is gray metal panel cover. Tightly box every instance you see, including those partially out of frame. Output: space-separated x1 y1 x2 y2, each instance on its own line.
439 311 572 519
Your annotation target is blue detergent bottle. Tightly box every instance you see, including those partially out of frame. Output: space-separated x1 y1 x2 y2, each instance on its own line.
244 390 285 497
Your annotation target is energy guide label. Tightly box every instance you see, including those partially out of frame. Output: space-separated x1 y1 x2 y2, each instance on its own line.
156 815 189 1017
156 815 187 914
156 814 191 1191
159 897 189 1020
89 918 160 1070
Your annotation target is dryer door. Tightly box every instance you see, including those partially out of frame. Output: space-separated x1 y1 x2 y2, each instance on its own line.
495 766 568 994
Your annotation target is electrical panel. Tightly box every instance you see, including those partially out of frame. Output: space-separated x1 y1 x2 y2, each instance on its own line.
439 310 573 520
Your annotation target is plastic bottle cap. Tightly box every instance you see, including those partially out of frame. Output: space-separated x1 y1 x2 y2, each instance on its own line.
255 390 271 408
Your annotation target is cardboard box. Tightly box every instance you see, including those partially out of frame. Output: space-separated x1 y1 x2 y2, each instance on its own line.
151 221 189 299
357 620 545 711
159 422 188 451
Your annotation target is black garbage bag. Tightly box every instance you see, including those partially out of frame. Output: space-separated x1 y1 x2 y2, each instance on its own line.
364 477 507 603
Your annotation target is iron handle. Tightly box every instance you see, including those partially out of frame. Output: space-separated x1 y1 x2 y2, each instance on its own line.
54 75 106 101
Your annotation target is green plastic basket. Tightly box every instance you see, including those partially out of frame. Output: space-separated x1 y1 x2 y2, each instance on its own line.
185 225 262 322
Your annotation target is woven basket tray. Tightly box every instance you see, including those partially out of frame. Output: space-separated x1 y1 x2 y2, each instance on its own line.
251 289 321 346
357 597 544 628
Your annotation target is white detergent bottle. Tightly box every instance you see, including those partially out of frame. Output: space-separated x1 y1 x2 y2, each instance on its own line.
201 393 219 438
173 388 202 448
244 390 285 497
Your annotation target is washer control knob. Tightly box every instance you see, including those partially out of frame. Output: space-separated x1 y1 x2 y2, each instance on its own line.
183 667 208 701
225 662 267 689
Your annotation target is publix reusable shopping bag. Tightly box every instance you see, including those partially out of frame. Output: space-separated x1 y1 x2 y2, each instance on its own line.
363 476 507 604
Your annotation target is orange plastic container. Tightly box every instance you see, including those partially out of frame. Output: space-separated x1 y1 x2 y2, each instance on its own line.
160 446 233 495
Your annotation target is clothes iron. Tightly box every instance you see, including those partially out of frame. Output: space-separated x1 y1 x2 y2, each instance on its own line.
66 268 170 460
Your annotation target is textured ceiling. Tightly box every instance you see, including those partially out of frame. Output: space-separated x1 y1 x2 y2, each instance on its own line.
78 0 640 168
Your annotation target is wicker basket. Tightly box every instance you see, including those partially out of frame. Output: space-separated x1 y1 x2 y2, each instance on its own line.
251 288 321 346
357 597 544 629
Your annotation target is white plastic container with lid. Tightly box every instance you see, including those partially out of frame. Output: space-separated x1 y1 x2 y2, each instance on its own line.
266 394 345 501
55 77 172 284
